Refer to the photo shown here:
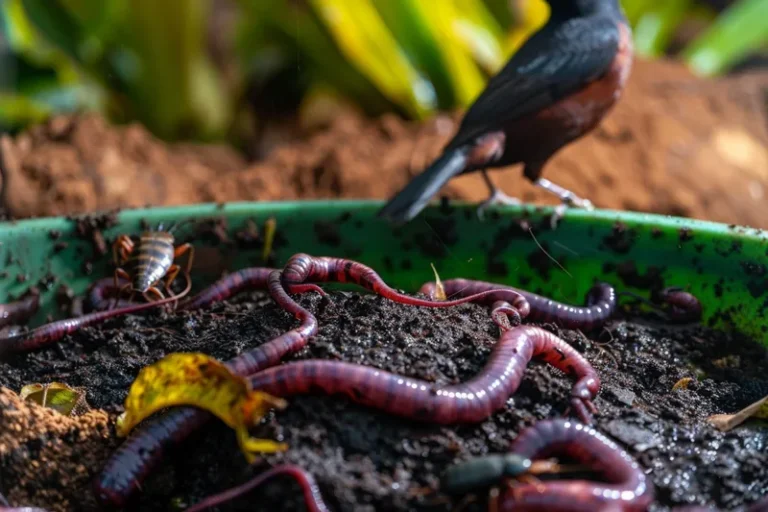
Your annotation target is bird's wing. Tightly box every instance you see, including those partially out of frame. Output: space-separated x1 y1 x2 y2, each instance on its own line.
447 16 622 149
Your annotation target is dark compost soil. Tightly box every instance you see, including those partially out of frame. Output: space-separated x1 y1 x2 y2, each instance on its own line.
0 288 767 512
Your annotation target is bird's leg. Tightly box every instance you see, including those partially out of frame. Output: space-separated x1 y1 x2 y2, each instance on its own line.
534 177 594 210
535 177 594 229
476 169 521 221
523 161 592 229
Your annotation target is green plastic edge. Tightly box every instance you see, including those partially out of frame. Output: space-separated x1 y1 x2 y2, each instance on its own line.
1 200 766 348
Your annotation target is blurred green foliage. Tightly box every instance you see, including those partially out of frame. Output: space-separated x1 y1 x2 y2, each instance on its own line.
0 0 765 143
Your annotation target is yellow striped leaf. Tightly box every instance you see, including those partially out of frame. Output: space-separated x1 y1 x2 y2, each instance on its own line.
310 0 436 118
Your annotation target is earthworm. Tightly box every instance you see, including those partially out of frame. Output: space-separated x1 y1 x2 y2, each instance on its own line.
279 253 522 312
94 254 516 316
0 506 50 512
184 464 329 512
0 275 190 358
491 419 653 511
97 260 555 506
249 325 600 425
95 270 321 507
0 492 50 512
420 278 616 331
177 268 278 310
88 268 323 312
87 277 134 311
0 293 40 329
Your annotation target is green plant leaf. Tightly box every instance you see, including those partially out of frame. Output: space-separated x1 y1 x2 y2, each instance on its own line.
19 382 88 416
12 0 111 98
0 92 54 128
443 0 506 74
2 0 73 75
620 0 657 27
308 0 437 118
682 0 768 76
482 0 514 31
235 0 393 116
19 0 87 65
115 0 230 140
371 0 455 108
373 0 487 108
632 0 693 57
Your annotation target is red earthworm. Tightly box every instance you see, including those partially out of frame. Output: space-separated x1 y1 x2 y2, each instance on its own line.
0 275 191 358
97 261 529 507
249 325 600 425
87 268 325 312
0 491 50 512
87 277 134 311
94 254 516 315
177 268 279 310
95 406 213 507
0 506 50 512
279 253 522 311
94 262 523 507
177 268 325 311
420 278 616 331
491 300 525 330
491 419 654 512
226 270 320 376
184 464 329 512
744 495 768 512
0 292 40 329
95 270 321 508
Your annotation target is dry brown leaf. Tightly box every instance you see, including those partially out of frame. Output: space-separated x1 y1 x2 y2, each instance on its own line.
707 395 768 432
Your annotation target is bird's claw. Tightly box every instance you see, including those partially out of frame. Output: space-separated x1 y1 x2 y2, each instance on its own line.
476 190 522 221
549 195 594 229
549 204 567 229
564 194 594 211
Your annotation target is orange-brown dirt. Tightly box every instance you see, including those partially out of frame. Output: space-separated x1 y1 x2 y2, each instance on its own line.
0 387 117 512
1 58 767 227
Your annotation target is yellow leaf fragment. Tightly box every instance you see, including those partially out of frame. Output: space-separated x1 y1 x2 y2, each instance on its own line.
418 0 494 103
262 217 277 263
707 395 768 432
504 0 550 57
445 0 505 73
20 382 89 416
117 353 288 462
310 0 435 118
430 263 447 301
672 377 694 391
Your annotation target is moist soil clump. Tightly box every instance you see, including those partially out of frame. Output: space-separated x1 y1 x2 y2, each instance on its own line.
0 289 767 511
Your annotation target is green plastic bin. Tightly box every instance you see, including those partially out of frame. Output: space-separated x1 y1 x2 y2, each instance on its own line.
0 200 766 348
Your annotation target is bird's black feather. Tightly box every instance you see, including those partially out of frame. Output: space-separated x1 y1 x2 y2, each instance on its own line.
447 16 620 151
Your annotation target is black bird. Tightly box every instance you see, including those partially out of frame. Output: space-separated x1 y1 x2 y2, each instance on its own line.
378 0 634 224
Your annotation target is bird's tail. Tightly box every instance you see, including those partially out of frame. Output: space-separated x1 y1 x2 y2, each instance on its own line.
378 146 470 224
